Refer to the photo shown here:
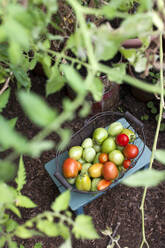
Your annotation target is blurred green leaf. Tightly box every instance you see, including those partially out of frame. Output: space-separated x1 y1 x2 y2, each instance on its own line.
79 101 91 118
5 219 18 233
0 161 16 182
11 65 31 90
89 77 103 102
15 226 39 238
8 117 18 129
73 215 99 239
16 195 37 208
107 64 126 83
155 150 165 164
160 123 165 131
33 243 43 248
59 129 72 150
15 156 26 193
18 91 56 127
0 183 16 204
28 140 54 157
122 169 165 187
0 88 10 112
7 204 21 218
151 107 157 114
0 236 6 248
57 223 70 240
59 238 72 248
51 190 70 212
147 101 154 108
8 42 21 65
8 241 18 248
37 220 59 237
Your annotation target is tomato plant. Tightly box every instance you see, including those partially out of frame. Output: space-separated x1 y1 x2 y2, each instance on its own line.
123 144 139 159
62 158 79 178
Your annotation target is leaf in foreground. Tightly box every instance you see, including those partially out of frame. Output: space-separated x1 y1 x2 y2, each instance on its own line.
155 150 165 165
15 155 26 193
51 190 70 212
122 169 165 187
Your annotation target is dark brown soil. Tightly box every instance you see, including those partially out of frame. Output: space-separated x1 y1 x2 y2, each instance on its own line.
4 73 165 248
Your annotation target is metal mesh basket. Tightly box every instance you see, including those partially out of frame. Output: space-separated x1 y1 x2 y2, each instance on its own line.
54 111 146 194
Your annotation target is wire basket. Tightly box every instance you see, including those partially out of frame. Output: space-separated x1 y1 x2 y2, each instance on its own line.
54 111 146 194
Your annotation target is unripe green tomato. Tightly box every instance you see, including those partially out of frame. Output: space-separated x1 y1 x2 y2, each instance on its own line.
69 146 83 160
109 150 124 166
93 143 101 153
108 122 123 136
93 152 101 164
83 147 96 163
101 137 116 153
81 163 92 175
91 178 101 191
93 128 108 144
82 138 93 148
75 174 91 191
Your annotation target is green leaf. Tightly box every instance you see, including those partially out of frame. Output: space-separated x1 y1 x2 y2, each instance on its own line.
7 204 21 218
8 117 18 129
28 140 54 157
155 150 165 164
46 66 65 96
18 91 56 127
151 107 157 114
37 220 59 237
0 161 16 182
15 156 26 193
0 88 10 112
11 65 31 90
59 129 72 150
51 190 70 212
79 101 91 118
89 78 103 102
73 215 99 239
61 65 86 95
59 238 72 248
20 245 24 248
8 241 18 248
5 219 18 233
33 243 43 248
122 169 165 187
57 223 70 240
160 123 165 132
16 195 37 208
0 183 16 204
147 101 154 108
107 64 126 83
8 42 21 65
15 226 39 239
0 236 6 248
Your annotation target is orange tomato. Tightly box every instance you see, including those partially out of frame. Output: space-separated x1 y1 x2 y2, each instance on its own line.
76 161 82 171
99 153 108 163
102 161 119 180
62 158 79 178
97 179 112 191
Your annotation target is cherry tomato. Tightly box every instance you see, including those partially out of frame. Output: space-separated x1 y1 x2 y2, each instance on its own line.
99 153 108 163
62 158 78 178
76 161 82 171
102 161 119 180
123 144 139 159
97 179 112 191
88 163 103 178
123 159 131 169
116 134 129 146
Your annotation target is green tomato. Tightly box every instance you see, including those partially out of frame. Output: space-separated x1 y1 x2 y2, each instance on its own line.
91 178 101 191
93 152 101 164
81 163 92 175
109 150 124 166
69 146 83 160
75 174 91 191
121 128 136 142
82 138 93 148
78 158 86 164
93 128 108 144
108 122 123 136
101 137 116 153
83 147 96 163
93 144 101 153
67 178 76 185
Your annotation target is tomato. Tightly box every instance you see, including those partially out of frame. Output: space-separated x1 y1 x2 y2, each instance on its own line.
91 178 101 191
76 161 82 171
67 177 76 184
75 174 91 191
97 179 112 191
81 163 91 175
83 147 96 162
93 128 108 144
116 133 129 146
102 161 119 180
82 138 93 148
123 159 131 169
123 144 139 159
116 145 124 152
93 152 101 164
99 153 108 163
78 158 86 164
108 122 123 136
121 129 136 142
109 150 124 166
88 163 103 178
68 146 83 160
62 158 78 178
101 137 116 153
93 144 101 153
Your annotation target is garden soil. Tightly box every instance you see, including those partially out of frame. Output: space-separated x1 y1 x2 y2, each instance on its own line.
4 74 165 248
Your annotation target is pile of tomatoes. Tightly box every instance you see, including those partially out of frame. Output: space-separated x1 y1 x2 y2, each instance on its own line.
62 121 139 192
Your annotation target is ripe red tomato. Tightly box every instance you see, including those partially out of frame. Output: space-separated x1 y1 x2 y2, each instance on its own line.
102 161 119 180
99 153 108 163
97 179 112 191
116 134 129 146
123 144 139 159
62 158 78 178
123 159 131 169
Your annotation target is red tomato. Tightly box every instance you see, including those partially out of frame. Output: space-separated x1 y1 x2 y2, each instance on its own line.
102 161 119 180
123 159 131 169
116 134 129 146
62 158 78 178
97 179 112 191
99 153 108 163
123 144 139 159
76 161 82 171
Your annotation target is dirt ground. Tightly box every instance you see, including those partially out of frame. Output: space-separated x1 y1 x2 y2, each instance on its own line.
4 72 165 248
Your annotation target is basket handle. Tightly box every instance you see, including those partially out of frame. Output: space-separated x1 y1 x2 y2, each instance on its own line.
125 111 144 128
54 171 73 190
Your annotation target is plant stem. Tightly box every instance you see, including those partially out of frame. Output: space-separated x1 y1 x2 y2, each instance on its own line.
139 33 164 248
